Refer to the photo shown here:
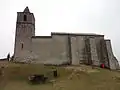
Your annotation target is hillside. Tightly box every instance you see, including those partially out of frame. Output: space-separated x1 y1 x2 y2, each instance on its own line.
0 61 120 90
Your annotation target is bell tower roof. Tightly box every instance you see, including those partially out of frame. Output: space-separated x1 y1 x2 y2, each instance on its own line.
23 6 30 13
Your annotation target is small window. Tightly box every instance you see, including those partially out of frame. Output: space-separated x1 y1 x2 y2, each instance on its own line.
21 43 23 50
24 15 27 21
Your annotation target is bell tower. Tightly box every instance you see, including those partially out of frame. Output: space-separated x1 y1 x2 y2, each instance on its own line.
14 6 35 61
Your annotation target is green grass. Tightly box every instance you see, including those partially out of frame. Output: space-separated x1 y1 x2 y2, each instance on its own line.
0 62 120 90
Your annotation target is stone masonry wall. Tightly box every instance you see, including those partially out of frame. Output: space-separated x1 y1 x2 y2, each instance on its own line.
14 24 33 62
14 10 35 62
84 37 91 64
100 40 109 68
105 40 119 70
70 36 79 65
95 37 104 64
76 36 86 64
31 37 52 63
31 35 69 65
49 35 69 64
89 37 99 66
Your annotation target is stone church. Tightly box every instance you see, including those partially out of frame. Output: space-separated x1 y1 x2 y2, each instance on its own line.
13 6 119 70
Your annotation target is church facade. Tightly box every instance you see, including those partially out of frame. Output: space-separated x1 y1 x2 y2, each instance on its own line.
14 7 119 70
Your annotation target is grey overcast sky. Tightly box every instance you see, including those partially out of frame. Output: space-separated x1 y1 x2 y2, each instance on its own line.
0 0 120 61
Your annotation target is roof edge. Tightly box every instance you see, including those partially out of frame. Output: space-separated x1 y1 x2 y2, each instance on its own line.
32 36 52 38
51 32 104 36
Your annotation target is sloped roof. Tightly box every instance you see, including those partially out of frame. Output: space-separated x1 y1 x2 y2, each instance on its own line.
23 6 30 13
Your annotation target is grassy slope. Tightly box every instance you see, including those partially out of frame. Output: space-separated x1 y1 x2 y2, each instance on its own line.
0 62 120 90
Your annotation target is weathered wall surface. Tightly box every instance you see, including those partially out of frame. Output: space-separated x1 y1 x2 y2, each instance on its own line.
31 37 52 63
95 37 104 64
49 35 69 64
105 40 119 70
31 35 69 65
89 37 99 66
14 10 35 62
14 24 34 62
114 57 120 69
84 37 92 64
70 36 91 65
94 36 109 67
70 35 101 65
17 12 35 24
70 36 79 65
76 36 86 64
16 12 35 36
101 40 109 68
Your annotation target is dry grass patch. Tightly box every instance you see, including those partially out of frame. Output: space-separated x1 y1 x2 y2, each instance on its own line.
0 63 120 90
